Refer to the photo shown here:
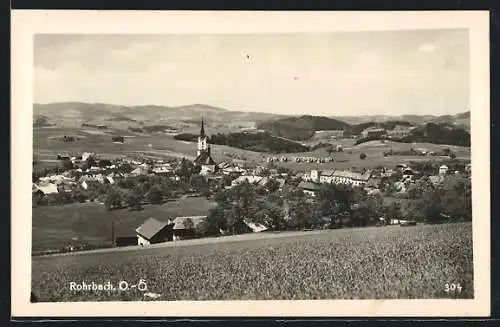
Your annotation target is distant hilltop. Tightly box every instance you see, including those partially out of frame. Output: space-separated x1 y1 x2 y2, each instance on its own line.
33 101 470 138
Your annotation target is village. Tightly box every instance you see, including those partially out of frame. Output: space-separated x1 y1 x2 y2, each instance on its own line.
32 119 472 254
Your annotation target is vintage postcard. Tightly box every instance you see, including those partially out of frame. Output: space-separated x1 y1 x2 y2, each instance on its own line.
11 10 490 317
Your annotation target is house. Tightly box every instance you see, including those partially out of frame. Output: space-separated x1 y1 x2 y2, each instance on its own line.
298 181 320 197
172 216 207 241
222 166 246 176
135 218 174 246
35 182 59 195
386 125 413 138
439 165 449 175
130 167 146 176
361 127 386 138
244 220 269 233
231 175 264 187
217 161 230 170
257 176 270 187
331 170 372 187
318 170 335 183
152 166 172 175
81 152 95 161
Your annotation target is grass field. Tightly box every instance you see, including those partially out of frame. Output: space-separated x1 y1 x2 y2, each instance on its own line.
274 140 470 172
32 197 216 252
31 222 473 301
33 126 267 164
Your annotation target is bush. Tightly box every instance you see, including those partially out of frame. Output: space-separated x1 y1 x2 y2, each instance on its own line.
359 153 367 160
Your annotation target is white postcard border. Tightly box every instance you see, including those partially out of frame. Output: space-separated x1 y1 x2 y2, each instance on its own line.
11 10 490 317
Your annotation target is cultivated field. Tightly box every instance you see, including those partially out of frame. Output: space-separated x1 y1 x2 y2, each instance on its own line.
33 127 470 174
31 222 473 301
33 126 267 166
32 197 216 252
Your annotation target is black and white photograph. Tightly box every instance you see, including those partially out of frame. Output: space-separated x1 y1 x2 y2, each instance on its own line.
12 11 490 317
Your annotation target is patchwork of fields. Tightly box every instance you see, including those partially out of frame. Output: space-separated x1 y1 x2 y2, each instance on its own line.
31 222 473 301
33 127 471 174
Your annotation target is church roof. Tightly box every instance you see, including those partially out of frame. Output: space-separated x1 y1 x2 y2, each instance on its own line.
195 151 216 166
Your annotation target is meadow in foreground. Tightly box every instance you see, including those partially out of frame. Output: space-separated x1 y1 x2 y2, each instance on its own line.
31 222 473 301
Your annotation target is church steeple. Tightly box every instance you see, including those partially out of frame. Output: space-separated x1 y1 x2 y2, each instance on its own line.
197 116 208 157
200 117 205 138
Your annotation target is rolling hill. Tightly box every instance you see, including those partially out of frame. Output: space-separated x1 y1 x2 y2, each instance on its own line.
335 111 470 128
33 102 289 133
257 115 351 141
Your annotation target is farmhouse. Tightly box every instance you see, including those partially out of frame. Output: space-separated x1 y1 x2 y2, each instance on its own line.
222 166 246 176
34 182 59 195
386 125 414 138
331 170 372 187
172 216 207 241
152 163 173 175
135 218 174 246
231 175 264 187
298 181 320 197
244 220 269 232
361 127 386 138
309 169 371 187
439 165 449 175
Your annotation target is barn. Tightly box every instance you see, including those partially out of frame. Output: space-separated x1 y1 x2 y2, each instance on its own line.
135 218 174 246
115 236 138 247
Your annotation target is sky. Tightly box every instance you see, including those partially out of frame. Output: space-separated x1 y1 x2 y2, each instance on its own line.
34 30 469 116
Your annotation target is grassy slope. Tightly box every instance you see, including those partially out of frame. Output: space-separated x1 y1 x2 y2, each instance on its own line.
32 197 216 252
32 222 473 301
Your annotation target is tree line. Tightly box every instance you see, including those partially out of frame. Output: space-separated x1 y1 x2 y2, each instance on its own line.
204 172 472 236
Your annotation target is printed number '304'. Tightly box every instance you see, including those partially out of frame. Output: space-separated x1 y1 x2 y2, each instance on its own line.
445 283 463 292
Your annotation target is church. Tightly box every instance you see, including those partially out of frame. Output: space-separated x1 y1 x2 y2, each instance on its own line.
194 118 217 175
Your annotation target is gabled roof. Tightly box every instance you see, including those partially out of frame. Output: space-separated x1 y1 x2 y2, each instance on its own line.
244 220 269 232
135 218 171 240
233 175 263 185
331 169 372 181
35 183 59 195
298 181 320 191
172 216 207 230
194 151 216 166
320 170 335 177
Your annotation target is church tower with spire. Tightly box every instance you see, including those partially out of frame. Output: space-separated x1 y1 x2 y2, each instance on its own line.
194 116 217 176
197 117 208 157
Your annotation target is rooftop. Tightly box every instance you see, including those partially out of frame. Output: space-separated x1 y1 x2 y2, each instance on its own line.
135 218 171 240
298 181 320 191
